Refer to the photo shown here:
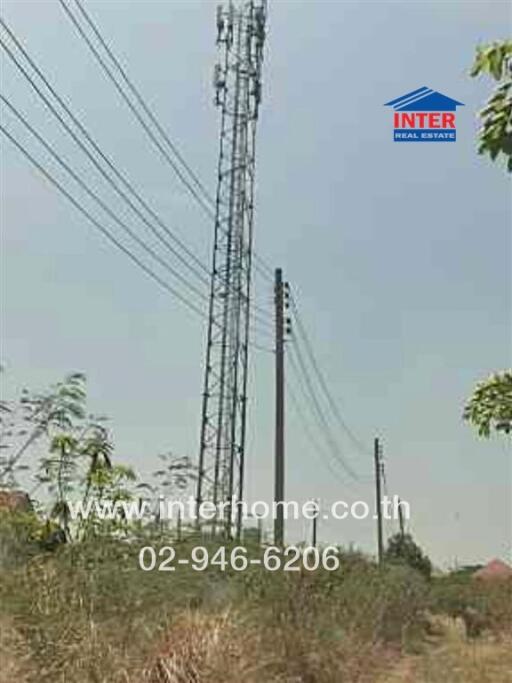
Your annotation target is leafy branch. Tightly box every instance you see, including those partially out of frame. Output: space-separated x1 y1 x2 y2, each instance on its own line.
470 41 512 171
463 371 512 438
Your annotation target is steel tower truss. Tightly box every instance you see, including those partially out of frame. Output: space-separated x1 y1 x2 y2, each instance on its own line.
197 0 267 537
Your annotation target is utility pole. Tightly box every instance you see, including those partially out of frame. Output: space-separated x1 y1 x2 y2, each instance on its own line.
374 437 384 565
177 508 182 542
398 497 406 539
312 500 318 548
274 267 285 546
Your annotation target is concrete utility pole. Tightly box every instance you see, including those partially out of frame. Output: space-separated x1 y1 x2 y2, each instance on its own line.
398 497 406 539
374 437 384 564
274 267 285 546
177 508 182 542
312 500 318 548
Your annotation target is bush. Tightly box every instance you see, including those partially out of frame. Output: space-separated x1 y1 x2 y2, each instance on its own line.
384 533 432 581
0 538 434 682
0 510 42 569
430 573 512 634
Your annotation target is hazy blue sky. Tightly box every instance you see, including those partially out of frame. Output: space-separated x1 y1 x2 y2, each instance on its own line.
1 0 511 567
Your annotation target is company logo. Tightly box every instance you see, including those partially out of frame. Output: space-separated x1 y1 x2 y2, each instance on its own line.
384 87 464 142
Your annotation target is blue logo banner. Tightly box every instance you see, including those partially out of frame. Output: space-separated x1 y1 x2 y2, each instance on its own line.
393 129 456 142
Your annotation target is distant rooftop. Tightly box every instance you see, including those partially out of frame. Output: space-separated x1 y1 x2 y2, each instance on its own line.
472 558 512 581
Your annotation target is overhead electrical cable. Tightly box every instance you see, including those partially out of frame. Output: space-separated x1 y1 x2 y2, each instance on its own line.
71 0 276 286
0 124 209 320
0 19 274 331
72 0 213 208
290 292 371 457
288 341 368 483
1 96 209 304
0 21 210 285
251 342 274 354
57 0 276 285
58 0 216 221
286 379 359 489
1 117 270 350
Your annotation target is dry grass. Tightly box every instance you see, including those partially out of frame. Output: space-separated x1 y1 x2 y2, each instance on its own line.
140 611 263 683
0 618 32 683
0 538 510 683
0 543 416 683
139 609 395 683
379 617 512 683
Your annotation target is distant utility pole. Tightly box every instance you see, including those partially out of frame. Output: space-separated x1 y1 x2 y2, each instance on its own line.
177 508 182 542
374 437 384 564
312 500 318 548
398 497 406 539
274 268 286 546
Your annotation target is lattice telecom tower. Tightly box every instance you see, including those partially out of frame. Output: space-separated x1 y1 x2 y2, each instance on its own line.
196 0 267 537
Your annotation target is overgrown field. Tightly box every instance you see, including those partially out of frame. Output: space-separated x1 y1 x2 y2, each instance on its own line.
1 530 511 683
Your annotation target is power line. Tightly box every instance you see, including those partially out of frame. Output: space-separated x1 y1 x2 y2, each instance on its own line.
250 323 274 340
0 124 209 320
288 341 369 484
2 148 267 362
57 0 276 284
1 95 209 305
251 341 274 354
252 309 274 330
253 255 274 283
2 106 270 354
0 19 274 330
72 0 214 209
58 0 216 221
286 378 357 489
4 128 270 374
0 20 210 286
252 298 273 316
289 340 360 480
290 292 371 457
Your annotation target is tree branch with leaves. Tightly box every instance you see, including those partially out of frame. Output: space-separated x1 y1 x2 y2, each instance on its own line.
470 40 512 171
463 371 512 438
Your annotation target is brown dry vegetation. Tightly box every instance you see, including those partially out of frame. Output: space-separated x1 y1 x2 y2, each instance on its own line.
378 617 512 683
0 535 511 683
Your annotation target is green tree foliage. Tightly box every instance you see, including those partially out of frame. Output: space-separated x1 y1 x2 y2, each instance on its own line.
0 372 87 486
470 40 512 171
463 371 512 437
384 532 432 580
80 463 137 539
466 45 512 442
0 372 119 540
1 371 200 545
